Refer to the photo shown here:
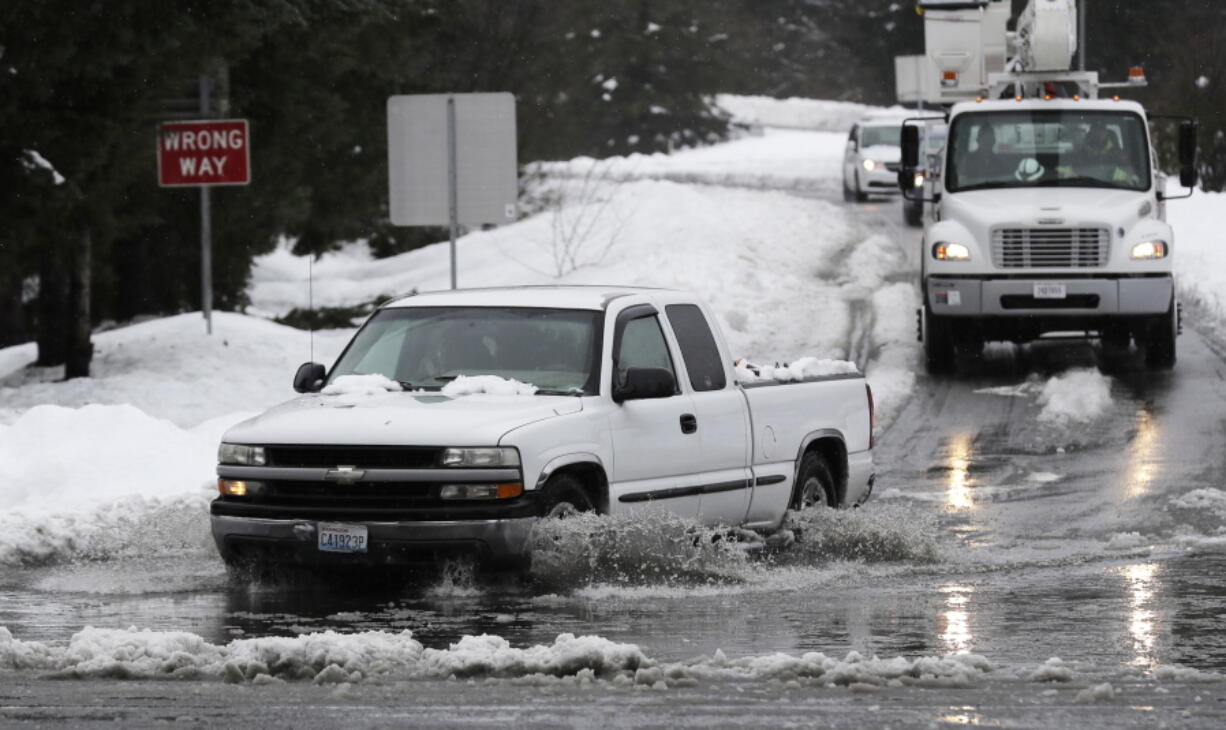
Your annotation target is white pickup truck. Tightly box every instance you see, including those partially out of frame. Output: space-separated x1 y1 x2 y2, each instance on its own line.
211 286 876 570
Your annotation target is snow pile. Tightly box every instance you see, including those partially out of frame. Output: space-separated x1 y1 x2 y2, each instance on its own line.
1074 682 1115 704
321 373 402 396
1037 369 1113 424
771 504 940 565
1029 657 1074 682
1172 190 1226 334
0 625 993 688
735 357 860 384
0 404 231 567
715 94 882 132
441 375 538 397
0 312 351 428
1153 664 1226 683
1166 488 1226 542
1104 532 1148 550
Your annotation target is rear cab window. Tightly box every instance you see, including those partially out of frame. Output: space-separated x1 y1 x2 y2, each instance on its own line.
665 304 727 392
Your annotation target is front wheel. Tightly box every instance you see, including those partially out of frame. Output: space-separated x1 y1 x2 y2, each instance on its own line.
792 451 836 510
1143 302 1177 370
539 473 596 518
923 308 956 374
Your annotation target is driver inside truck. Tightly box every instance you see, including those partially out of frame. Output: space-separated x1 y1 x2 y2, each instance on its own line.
1076 123 1140 186
964 125 1009 183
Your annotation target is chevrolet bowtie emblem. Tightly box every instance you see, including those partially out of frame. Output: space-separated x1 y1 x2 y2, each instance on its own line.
324 465 366 484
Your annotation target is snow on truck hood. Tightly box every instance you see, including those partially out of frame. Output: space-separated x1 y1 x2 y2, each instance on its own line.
221 390 582 447
945 186 1151 217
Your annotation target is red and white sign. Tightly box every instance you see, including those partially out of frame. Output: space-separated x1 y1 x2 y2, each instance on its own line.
157 119 250 187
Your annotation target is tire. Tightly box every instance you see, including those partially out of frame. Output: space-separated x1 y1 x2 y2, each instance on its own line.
539 473 596 518
903 198 923 227
791 451 837 510
1144 301 1177 370
843 174 855 202
854 172 869 202
923 307 956 374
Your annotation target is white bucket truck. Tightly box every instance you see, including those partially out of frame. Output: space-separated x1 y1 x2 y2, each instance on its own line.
896 0 1199 372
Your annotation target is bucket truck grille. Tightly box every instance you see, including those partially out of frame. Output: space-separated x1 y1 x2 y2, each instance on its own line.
991 228 1110 268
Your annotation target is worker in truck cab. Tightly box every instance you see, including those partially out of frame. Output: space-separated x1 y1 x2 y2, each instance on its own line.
1076 123 1141 186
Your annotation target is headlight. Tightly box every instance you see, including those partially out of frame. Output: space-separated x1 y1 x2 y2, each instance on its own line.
913 172 925 187
440 447 520 467
439 483 524 500
862 159 877 172
218 443 266 465
933 242 971 261
1130 240 1168 259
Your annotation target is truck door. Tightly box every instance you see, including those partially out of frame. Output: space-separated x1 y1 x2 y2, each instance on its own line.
606 307 703 520
664 303 753 526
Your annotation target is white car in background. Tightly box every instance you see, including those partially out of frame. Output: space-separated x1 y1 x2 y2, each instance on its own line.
843 115 907 202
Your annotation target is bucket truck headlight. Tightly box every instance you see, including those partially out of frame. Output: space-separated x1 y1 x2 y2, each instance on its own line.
1130 240 1168 260
933 242 971 261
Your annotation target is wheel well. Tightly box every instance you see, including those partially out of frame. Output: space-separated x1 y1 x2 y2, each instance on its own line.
545 463 608 514
805 438 848 506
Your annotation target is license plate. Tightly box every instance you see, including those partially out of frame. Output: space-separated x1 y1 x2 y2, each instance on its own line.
1033 282 1067 299
318 523 368 553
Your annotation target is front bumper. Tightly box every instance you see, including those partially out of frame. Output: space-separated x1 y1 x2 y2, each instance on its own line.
859 166 901 194
926 275 1172 317
211 510 536 567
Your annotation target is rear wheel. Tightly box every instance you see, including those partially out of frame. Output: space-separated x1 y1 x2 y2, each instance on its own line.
792 451 836 510
923 308 956 374
903 197 923 227
1143 301 1177 370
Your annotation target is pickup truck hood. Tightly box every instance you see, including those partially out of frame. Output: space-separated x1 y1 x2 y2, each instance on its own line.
222 392 583 446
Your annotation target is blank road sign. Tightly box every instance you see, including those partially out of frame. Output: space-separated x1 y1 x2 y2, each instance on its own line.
388 93 518 226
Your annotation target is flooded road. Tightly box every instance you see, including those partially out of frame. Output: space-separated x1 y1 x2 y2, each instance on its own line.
4 204 1226 727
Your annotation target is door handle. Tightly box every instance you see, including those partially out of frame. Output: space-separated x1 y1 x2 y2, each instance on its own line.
680 414 698 434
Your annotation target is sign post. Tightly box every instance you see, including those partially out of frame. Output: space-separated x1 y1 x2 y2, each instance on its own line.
388 93 517 289
157 107 250 333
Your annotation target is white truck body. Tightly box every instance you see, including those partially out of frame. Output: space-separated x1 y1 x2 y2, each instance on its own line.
211 286 876 568
900 0 1195 370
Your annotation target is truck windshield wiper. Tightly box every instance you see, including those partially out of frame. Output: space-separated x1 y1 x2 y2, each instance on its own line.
397 381 441 391
1038 177 1128 189
534 388 584 396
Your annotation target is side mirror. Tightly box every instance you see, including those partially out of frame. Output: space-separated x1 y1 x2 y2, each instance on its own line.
1179 120 1199 189
898 125 921 191
613 367 675 404
293 362 326 393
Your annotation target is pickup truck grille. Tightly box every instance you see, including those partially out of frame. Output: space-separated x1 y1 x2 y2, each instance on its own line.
258 481 437 509
264 446 442 469
991 227 1109 268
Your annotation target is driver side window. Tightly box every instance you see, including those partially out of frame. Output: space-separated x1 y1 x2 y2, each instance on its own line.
616 316 676 388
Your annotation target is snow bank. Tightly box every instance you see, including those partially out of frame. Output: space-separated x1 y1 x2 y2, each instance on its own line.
0 404 233 567
1171 190 1226 333
715 94 886 132
1037 369 1112 424
321 373 402 396
441 375 538 397
0 312 352 428
734 357 859 384
0 625 993 688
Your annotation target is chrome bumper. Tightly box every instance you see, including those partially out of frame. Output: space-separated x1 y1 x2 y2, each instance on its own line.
211 514 536 566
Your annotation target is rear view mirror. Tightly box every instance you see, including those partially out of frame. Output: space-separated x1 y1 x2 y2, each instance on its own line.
1179 120 1199 189
613 368 675 404
293 362 326 393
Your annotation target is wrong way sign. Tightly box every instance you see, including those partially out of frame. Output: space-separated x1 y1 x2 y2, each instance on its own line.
158 119 250 187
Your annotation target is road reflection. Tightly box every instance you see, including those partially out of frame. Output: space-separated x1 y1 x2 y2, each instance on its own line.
945 433 974 510
1121 562 1161 668
939 584 975 654
1124 407 1159 499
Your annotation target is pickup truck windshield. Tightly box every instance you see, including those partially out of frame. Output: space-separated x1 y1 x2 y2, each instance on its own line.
329 306 602 395
946 110 1150 193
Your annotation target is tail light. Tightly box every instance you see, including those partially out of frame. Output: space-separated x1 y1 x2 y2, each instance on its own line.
866 384 876 449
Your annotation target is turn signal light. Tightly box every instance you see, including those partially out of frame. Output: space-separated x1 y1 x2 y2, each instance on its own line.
219 478 260 496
